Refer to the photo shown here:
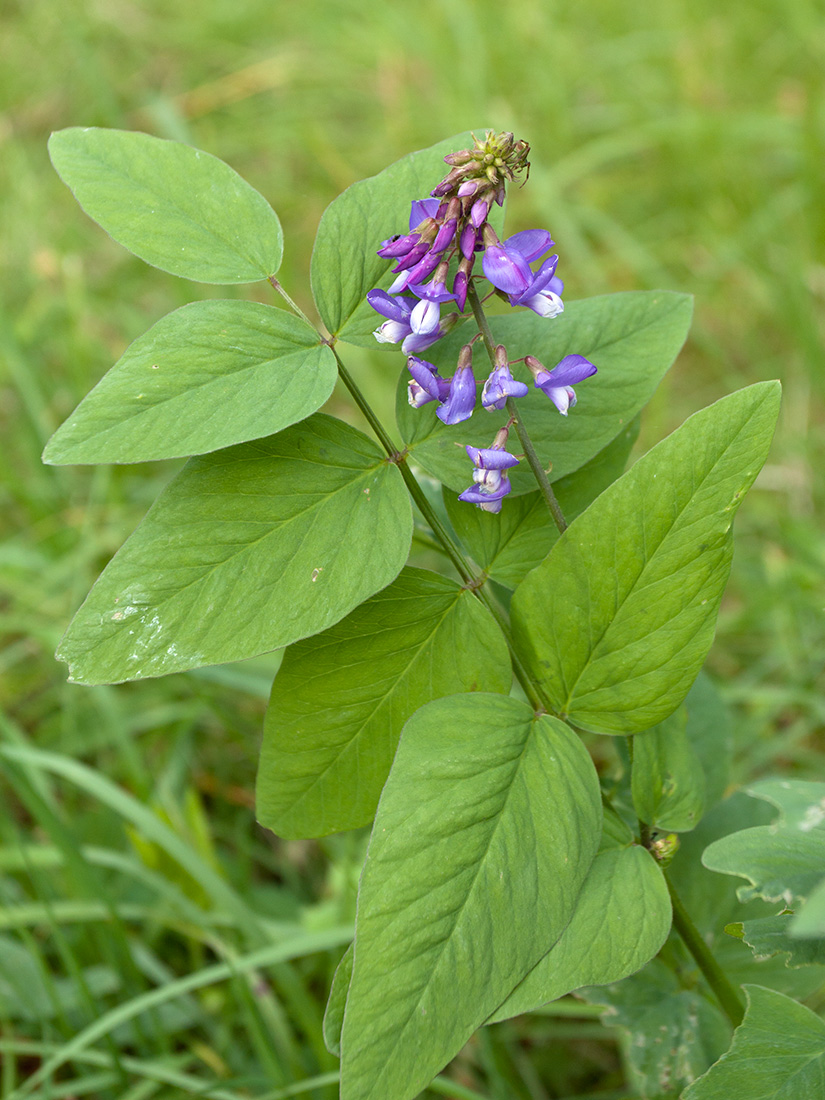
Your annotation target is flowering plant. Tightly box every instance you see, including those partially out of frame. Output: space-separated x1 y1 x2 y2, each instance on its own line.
44 125 825 1100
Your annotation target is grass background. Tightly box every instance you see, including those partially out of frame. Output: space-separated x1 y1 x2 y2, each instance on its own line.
1 0 823 1096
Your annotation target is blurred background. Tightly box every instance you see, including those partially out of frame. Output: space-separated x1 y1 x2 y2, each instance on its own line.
1 0 823 1097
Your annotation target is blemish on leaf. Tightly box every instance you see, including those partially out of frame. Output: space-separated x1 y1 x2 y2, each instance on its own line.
311 568 323 582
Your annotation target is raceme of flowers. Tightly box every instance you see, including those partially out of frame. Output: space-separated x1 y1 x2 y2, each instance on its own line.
366 131 597 511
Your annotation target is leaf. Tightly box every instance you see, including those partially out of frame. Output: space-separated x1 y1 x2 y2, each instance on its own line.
683 673 733 811
256 567 512 838
510 381 782 734
397 291 692 495
56 414 412 683
683 985 825 1099
724 914 825 968
581 958 731 1097
702 780 825 907
339 694 602 1100
669 794 825 1003
310 132 476 340
443 417 639 589
323 945 353 1056
792 878 825 938
487 844 671 1022
49 128 283 283
632 706 707 832
42 302 336 464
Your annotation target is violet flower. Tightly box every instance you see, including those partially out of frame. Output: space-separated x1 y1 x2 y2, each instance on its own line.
482 228 565 318
481 345 529 410
458 426 520 513
436 345 476 425
526 354 597 414
407 357 451 408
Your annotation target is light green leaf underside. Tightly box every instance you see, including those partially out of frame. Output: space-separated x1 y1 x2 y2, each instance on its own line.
488 844 671 1022
49 127 283 283
323 945 353 1057
702 779 825 908
725 914 825 968
683 985 825 1099
43 301 336 464
256 567 512 839
582 957 731 1097
444 417 639 588
632 706 707 832
511 381 781 734
311 132 479 340
56 414 412 684
398 290 692 495
340 694 602 1100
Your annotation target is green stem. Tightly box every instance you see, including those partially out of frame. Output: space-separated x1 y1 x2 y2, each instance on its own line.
665 871 745 1028
267 276 317 330
465 282 567 534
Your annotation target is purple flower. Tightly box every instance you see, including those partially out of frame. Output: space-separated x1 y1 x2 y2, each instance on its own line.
526 354 597 415
367 289 416 344
409 262 457 303
407 357 451 407
481 345 529 410
409 198 440 227
458 428 520 513
436 346 476 425
481 229 565 318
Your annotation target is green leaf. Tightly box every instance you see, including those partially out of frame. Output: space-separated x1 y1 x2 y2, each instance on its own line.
669 794 825 1003
48 127 283 283
487 844 671 1022
310 132 476 340
632 706 707 832
510 382 782 734
398 291 692 495
256 567 512 838
443 417 639 589
42 302 336 464
792 878 825 938
702 780 825 907
56 414 412 683
581 958 731 1097
683 673 733 811
339 694 602 1100
323 945 353 1057
683 985 825 1099
725 914 825 968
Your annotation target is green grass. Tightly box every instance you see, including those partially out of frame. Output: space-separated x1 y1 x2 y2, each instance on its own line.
1 0 824 1096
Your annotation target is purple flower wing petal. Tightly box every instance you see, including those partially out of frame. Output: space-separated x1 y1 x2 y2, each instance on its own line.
504 229 554 262
409 198 439 228
545 354 597 387
366 289 413 322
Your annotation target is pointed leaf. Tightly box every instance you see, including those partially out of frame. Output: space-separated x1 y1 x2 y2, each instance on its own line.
398 291 692 495
56 414 412 683
488 844 671 1022
511 382 782 734
683 985 825 1099
49 128 283 283
632 706 707 832
257 567 512 838
43 302 336 464
340 694 602 1100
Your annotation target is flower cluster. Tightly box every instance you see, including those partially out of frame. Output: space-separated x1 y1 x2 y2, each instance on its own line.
367 131 597 511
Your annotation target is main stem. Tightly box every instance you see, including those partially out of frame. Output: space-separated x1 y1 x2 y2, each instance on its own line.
665 872 745 1028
